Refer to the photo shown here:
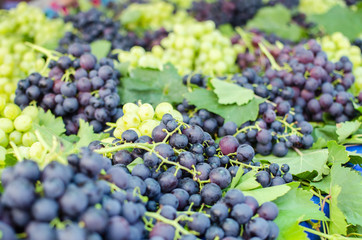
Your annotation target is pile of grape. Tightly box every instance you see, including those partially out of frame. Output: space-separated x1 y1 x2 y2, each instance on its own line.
0 2 71 103
118 20 240 75
319 32 362 93
15 44 123 134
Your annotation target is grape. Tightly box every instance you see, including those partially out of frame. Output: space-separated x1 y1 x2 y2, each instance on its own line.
200 183 222 205
106 217 131 240
2 178 35 209
26 222 56 240
256 171 271 187
209 167 232 189
245 217 270 239
210 203 229 223
31 198 59 222
160 205 177 220
158 172 178 193
178 151 196 169
188 213 211 235
231 203 254 224
271 176 286 186
257 202 279 221
150 222 176 240
205 226 225 240
219 136 239 155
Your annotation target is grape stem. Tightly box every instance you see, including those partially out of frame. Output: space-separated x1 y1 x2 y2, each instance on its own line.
144 211 200 237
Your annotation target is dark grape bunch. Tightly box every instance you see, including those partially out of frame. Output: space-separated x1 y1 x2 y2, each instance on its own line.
0 148 148 240
256 163 293 187
14 44 123 134
189 0 263 27
57 8 168 57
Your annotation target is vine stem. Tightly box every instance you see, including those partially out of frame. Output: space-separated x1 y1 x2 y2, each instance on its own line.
292 147 303 157
144 212 199 237
300 226 356 240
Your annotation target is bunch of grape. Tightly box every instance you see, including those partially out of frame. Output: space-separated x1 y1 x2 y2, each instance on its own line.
121 1 194 31
234 38 359 123
298 0 345 14
117 46 164 70
319 32 362 93
118 21 240 75
14 44 123 134
0 2 71 103
58 8 142 54
0 148 149 240
256 163 293 187
189 0 263 27
112 102 183 139
0 101 40 160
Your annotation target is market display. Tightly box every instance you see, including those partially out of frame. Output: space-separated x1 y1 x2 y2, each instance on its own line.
0 1 362 240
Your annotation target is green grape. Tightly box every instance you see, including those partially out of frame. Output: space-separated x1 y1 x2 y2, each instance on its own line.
0 146 6 161
0 132 9 147
0 118 14 133
299 0 345 14
155 102 174 119
29 142 45 160
14 114 33 132
0 96 6 112
138 103 155 121
9 130 22 145
18 146 30 159
122 103 140 115
3 103 21 120
122 113 141 129
138 119 160 137
113 127 123 139
22 105 39 120
22 132 37 147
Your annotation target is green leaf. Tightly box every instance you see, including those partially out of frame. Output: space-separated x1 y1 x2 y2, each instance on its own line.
327 141 349 165
184 88 263 126
211 78 254 106
246 5 305 41
229 166 244 189
120 64 187 106
255 149 329 180
36 109 66 136
75 120 109 149
234 170 261 191
274 183 327 240
348 152 362 166
336 120 361 142
121 8 142 25
127 157 144 172
91 40 112 60
243 184 291 204
312 125 338 145
331 164 362 226
308 5 362 41
310 174 331 194
5 154 17 167
276 220 308 240
329 185 348 235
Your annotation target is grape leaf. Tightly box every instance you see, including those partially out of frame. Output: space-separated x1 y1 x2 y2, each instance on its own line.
91 40 112 60
75 120 109 149
242 184 291 204
211 78 254 106
127 157 144 172
327 141 349 165
330 185 348 235
330 164 362 226
120 64 187 106
312 125 338 148
234 170 261 191
274 183 328 240
348 152 362 165
36 109 66 136
246 5 305 41
184 88 263 126
255 149 329 180
308 5 362 41
229 166 244 189
310 174 331 194
277 221 308 240
336 120 361 142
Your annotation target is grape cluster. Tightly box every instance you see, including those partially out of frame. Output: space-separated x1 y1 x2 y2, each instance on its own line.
256 163 293 187
118 21 240 75
189 0 263 27
320 32 362 93
298 0 345 15
57 8 141 54
14 44 123 134
235 37 359 123
112 102 183 139
0 148 149 240
121 1 194 31
0 2 71 103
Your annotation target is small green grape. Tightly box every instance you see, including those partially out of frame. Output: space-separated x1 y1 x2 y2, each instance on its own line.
29 142 44 160
138 119 160 137
122 113 141 129
22 131 36 147
2 103 21 120
9 130 22 145
155 102 174 119
138 103 155 121
0 118 14 133
14 114 32 132
22 105 39 120
123 103 139 115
